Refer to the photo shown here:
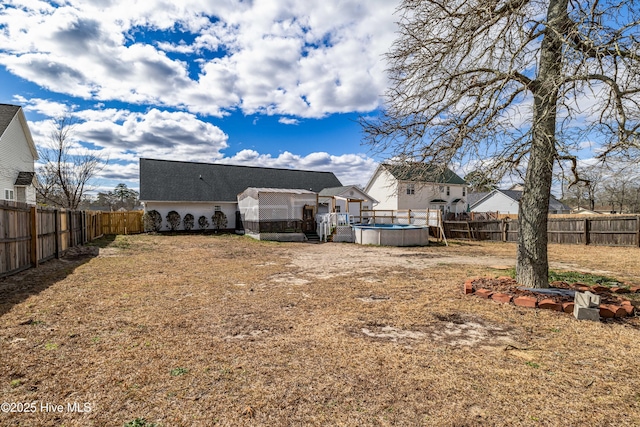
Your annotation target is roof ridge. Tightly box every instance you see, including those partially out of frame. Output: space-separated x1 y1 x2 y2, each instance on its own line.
140 157 336 174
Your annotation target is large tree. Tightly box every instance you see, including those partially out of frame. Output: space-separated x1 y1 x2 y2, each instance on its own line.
36 116 106 209
361 0 640 288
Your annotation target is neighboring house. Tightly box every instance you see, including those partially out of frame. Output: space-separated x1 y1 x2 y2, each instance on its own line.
139 158 342 232
364 163 468 214
470 189 571 214
317 185 378 218
571 206 603 215
0 104 38 204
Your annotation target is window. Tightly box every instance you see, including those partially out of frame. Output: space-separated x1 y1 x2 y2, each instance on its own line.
439 185 445 193
16 187 26 203
214 205 221 212
463 187 466 197
335 205 341 213
446 186 450 196
4 189 14 200
406 183 415 195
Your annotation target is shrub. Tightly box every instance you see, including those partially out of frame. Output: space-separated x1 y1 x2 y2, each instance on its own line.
143 210 162 232
183 213 194 231
166 211 181 231
198 215 209 229
212 211 228 231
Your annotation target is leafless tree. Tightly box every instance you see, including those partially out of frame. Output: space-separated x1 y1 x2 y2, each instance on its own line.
361 0 640 288
36 116 106 209
560 163 605 210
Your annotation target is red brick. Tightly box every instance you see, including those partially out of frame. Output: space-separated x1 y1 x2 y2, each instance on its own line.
621 304 635 316
620 300 632 306
599 304 624 318
574 285 590 292
614 305 627 318
475 288 493 299
491 293 513 304
497 276 514 282
592 285 610 293
513 296 537 308
463 281 474 295
562 302 574 313
538 299 562 311
630 286 640 293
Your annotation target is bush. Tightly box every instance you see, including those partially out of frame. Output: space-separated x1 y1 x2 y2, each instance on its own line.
166 211 181 231
183 213 194 231
143 210 162 232
212 211 228 231
198 215 209 229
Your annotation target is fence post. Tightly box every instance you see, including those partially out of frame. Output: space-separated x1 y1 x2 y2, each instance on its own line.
502 219 507 242
636 216 640 248
584 218 590 246
54 209 61 259
30 206 39 268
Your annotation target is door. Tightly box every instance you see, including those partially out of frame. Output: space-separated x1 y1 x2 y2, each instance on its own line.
302 205 315 232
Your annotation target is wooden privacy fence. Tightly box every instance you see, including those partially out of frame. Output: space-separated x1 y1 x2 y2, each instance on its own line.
0 201 104 278
444 215 640 247
101 211 143 235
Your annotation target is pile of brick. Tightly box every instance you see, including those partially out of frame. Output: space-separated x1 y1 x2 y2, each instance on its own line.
463 278 637 319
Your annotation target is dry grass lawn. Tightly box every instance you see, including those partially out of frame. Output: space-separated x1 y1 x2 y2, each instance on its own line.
1 234 640 426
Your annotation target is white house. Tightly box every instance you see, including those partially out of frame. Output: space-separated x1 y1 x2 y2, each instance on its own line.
139 158 343 233
470 189 571 214
317 185 377 218
0 104 38 205
364 163 468 215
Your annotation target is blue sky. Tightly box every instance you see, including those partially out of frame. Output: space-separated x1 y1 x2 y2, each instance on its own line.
0 0 398 193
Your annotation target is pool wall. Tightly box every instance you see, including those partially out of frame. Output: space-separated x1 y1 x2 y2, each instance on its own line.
353 225 429 246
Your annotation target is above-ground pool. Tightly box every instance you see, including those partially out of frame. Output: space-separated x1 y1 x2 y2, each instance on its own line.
352 224 429 246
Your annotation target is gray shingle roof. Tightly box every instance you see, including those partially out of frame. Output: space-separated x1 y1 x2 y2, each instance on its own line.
140 158 343 202
318 186 353 197
383 163 467 185
0 104 20 138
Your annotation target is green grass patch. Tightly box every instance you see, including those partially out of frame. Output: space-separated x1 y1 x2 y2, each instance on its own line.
124 418 157 427
170 367 189 376
502 268 625 288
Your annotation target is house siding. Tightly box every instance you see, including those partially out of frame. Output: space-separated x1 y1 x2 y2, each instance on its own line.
0 113 37 204
472 192 519 214
398 182 467 212
366 166 467 213
143 201 237 230
365 168 398 210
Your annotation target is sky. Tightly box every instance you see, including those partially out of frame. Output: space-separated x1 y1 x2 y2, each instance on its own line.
0 0 400 194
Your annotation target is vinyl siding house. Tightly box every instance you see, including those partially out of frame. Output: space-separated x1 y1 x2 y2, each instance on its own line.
364 163 468 215
317 185 378 219
470 189 571 214
0 104 38 205
139 158 343 233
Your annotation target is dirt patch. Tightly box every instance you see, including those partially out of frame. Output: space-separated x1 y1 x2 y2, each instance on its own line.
358 314 522 349
430 313 520 348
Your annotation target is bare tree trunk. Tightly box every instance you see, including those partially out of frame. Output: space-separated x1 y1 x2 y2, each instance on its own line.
516 0 567 289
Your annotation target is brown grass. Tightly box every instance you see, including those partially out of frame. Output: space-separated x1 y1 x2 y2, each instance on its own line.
1 235 640 426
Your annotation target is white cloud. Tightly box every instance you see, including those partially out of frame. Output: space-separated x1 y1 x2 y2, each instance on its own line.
0 0 397 118
278 117 299 125
220 149 378 186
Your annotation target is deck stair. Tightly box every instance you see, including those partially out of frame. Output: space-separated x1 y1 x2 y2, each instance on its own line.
304 231 321 242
